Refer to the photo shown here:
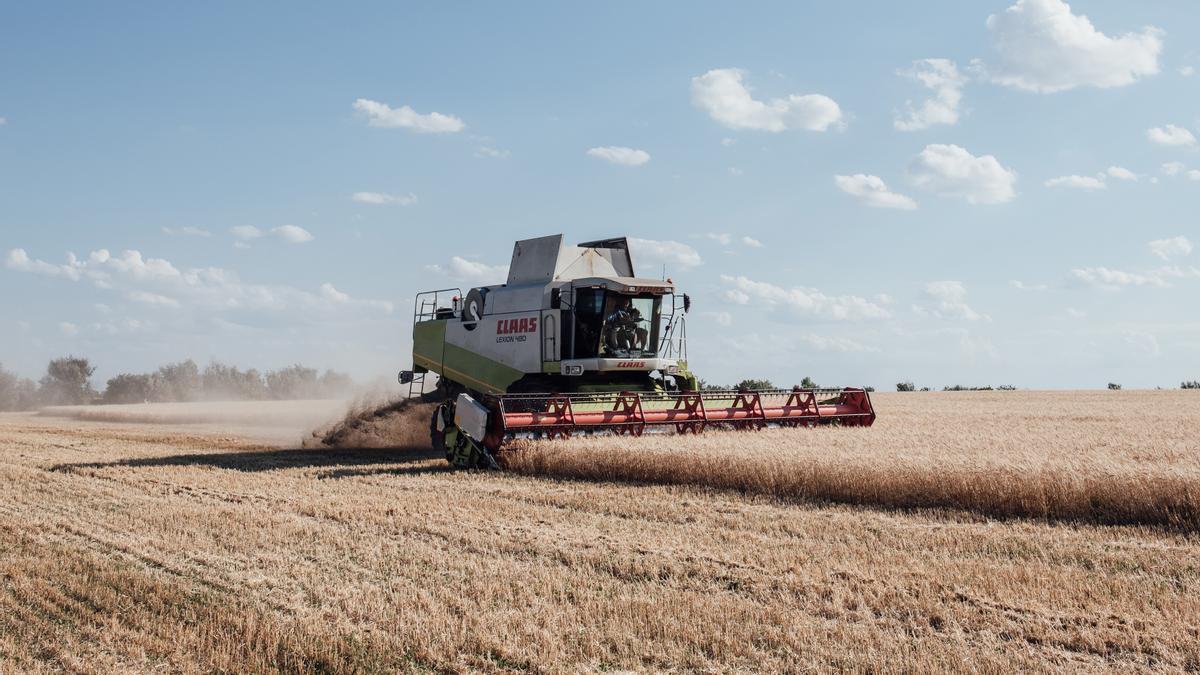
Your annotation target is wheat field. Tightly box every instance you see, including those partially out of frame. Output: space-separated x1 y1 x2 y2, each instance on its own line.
1 391 1198 672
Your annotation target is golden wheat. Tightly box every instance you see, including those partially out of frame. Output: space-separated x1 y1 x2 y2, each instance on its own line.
503 391 1200 529
0 391 1197 672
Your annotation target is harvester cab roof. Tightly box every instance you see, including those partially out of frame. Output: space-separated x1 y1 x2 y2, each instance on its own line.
401 234 875 468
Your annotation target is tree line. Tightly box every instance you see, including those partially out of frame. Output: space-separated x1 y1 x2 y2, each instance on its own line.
0 357 354 411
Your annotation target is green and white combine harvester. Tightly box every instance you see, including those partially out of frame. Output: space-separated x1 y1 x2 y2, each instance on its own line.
399 235 876 468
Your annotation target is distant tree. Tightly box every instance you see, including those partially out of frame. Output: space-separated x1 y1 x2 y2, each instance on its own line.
997 384 1017 391
39 356 97 405
735 378 774 391
863 386 876 392
102 373 154 404
1182 381 1200 390
151 360 201 402
202 361 268 400
0 363 39 411
799 376 818 389
318 370 354 397
920 387 932 392
896 381 915 392
266 364 320 399
1108 382 1122 391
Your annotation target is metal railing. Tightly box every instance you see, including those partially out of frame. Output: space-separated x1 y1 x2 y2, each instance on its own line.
414 287 462 324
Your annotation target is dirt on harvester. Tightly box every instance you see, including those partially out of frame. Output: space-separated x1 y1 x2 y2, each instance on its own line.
305 397 435 450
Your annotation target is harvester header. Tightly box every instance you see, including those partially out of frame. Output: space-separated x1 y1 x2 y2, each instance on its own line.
400 234 875 467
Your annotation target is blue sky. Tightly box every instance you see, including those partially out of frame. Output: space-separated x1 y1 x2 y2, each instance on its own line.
2 1 1198 389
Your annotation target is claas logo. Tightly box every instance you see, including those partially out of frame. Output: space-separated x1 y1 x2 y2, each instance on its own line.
496 317 538 335
616 361 646 368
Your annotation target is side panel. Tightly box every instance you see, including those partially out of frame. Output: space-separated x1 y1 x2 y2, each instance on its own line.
412 319 447 371
444 312 543 375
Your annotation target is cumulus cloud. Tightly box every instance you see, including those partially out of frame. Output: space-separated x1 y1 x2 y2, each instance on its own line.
353 98 464 133
908 144 1017 205
1147 125 1196 147
230 225 312 244
231 225 264 240
629 238 702 270
1148 236 1193 261
1105 166 1138 182
474 146 510 159
1044 174 1106 190
916 281 989 321
719 275 891 321
1010 280 1048 291
272 225 313 244
835 174 918 209
894 59 967 131
352 191 418 206
5 247 393 315
705 233 763 248
690 68 844 132
982 0 1163 93
59 322 79 337
161 226 212 237
1181 66 1196 77
1071 265 1200 289
586 146 651 166
424 256 509 285
1161 162 1186 176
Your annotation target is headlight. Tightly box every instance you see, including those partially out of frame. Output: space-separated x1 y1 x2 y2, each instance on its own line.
564 365 584 376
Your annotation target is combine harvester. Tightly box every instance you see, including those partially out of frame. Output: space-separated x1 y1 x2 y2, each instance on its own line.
400 235 875 467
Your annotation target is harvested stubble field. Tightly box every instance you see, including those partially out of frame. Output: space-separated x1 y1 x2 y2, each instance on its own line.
1 391 1198 672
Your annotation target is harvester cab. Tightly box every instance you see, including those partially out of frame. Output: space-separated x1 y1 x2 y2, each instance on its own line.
400 234 875 468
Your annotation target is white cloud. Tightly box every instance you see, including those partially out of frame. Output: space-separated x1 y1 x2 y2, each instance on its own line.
425 256 509 285
5 247 394 315
271 225 313 244
705 233 732 246
59 322 79 337
5 248 84 280
128 290 180 308
719 275 891 321
352 191 418 206
727 167 744 176
0 117 7 125
908 144 1017 205
1070 265 1200 289
741 236 763 248
1105 166 1138 182
1162 162 1186 176
1010 280 1048 291
230 224 312 244
797 333 879 353
474 146 510 159
1147 125 1196 147
690 68 844 132
1066 307 1086 318
894 59 967 131
1181 66 1196 77
586 146 651 166
161 226 212 237
720 137 737 147
231 225 264 240
1148 236 1193 261
352 98 464 133
1189 170 1200 182
1044 174 1106 190
919 280 989 321
629 238 703 270
982 0 1162 93
835 174 918 210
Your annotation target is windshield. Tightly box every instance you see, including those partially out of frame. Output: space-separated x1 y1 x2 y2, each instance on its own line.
600 293 660 358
